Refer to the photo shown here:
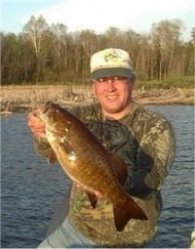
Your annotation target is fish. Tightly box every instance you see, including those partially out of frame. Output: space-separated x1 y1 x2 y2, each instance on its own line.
39 101 148 232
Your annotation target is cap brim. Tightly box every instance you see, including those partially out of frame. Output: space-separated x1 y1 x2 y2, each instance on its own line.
91 68 135 80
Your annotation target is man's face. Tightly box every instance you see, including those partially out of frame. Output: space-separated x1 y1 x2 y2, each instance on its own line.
92 76 134 117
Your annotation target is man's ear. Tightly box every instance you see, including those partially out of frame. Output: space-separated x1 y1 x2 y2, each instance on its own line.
130 79 135 84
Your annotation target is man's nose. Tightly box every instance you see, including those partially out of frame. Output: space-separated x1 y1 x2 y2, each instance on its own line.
107 79 116 90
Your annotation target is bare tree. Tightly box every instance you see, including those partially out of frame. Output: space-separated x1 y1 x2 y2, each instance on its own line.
151 19 183 80
22 15 50 82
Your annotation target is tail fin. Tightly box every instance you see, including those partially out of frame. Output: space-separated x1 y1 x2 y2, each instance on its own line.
113 197 148 232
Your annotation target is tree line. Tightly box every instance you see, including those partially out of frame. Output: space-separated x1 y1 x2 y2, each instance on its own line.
1 15 194 85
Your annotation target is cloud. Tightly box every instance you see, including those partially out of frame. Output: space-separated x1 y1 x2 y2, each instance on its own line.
24 0 194 37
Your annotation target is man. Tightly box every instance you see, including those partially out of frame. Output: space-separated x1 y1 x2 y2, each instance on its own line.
28 48 175 248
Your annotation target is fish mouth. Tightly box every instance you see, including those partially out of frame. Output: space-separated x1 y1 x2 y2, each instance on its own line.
38 102 58 131
40 101 55 115
39 101 59 123
39 101 70 138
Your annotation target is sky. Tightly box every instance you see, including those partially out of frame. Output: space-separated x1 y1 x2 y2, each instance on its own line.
1 0 195 40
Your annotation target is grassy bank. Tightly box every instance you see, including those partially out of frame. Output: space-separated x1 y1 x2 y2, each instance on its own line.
0 83 194 113
136 75 194 89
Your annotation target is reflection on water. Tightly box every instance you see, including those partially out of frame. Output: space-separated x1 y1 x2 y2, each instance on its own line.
1 105 194 248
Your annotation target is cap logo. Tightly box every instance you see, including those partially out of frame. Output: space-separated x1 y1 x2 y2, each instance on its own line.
104 51 121 63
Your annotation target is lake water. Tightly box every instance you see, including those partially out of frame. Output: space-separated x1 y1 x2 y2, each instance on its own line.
1 105 194 248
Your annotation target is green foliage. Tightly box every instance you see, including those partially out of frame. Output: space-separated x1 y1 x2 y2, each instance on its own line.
1 16 194 86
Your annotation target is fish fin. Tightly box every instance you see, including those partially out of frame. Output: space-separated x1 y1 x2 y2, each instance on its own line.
109 154 128 185
113 197 148 232
86 192 98 209
47 150 57 164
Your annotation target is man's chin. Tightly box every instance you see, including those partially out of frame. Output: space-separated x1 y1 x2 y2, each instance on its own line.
103 106 122 114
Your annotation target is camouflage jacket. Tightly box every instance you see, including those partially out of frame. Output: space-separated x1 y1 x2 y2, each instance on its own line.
34 102 175 247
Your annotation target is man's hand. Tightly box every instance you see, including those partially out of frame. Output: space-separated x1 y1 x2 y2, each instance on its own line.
75 182 103 198
27 109 46 138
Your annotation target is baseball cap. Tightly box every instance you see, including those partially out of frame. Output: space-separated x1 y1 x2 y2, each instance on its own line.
90 48 136 80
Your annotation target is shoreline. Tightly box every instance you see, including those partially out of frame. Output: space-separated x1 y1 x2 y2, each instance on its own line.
0 85 194 114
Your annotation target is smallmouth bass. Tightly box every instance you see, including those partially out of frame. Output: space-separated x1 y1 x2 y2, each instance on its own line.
39 101 147 231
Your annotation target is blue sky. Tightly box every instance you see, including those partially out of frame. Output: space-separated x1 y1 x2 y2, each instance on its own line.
1 0 61 33
1 0 194 40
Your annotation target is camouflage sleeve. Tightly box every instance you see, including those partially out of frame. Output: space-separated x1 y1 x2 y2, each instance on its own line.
128 118 175 196
70 103 100 122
